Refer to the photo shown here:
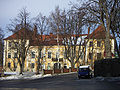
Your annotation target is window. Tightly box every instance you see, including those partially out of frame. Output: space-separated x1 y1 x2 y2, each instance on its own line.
8 53 11 58
13 63 17 71
31 51 35 58
56 52 59 59
14 42 18 47
31 63 35 68
39 50 42 58
89 41 93 47
89 53 93 59
97 53 101 60
8 63 11 68
64 64 67 69
14 63 17 68
64 51 67 59
9 42 12 47
80 53 84 59
97 41 101 47
14 53 17 58
48 52 52 58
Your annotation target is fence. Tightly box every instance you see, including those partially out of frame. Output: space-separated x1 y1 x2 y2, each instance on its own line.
43 68 77 75
94 58 120 77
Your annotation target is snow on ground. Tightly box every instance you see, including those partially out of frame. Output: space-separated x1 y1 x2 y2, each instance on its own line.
0 72 52 80
1 72 120 81
0 72 76 80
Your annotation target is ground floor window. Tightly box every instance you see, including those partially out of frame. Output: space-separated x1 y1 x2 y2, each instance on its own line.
8 62 11 68
47 63 51 70
54 63 61 69
97 53 101 60
64 63 67 69
31 63 35 68
89 53 93 60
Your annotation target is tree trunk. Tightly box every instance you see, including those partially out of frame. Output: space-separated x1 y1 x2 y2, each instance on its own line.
36 59 40 74
71 60 74 69
105 24 112 59
20 64 23 75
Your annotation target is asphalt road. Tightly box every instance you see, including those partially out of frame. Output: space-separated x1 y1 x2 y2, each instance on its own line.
0 73 120 90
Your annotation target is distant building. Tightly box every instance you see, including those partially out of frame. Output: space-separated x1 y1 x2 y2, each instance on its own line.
3 25 115 73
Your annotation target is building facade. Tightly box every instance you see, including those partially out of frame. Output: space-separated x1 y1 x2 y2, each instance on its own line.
3 25 115 73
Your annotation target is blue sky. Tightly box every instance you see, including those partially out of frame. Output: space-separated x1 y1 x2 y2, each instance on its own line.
0 0 77 37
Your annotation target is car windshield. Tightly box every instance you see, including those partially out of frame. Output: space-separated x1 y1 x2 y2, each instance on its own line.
79 68 89 72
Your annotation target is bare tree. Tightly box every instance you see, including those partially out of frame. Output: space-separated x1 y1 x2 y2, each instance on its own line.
75 0 120 58
48 6 87 68
0 28 4 66
33 13 49 74
7 8 32 74
110 0 120 58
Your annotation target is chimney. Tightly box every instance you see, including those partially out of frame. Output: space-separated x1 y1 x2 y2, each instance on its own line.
88 27 90 35
50 33 53 36
33 25 37 37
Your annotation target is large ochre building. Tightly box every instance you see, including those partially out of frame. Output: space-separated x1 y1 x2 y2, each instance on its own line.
3 26 115 73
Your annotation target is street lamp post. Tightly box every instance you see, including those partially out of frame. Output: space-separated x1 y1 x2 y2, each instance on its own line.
57 29 60 69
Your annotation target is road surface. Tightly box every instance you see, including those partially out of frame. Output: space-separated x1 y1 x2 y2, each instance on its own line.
0 73 120 90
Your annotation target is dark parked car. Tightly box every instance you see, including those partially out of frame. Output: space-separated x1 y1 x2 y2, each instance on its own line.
78 65 93 79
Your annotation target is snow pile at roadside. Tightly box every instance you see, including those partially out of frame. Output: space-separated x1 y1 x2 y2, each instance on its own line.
104 77 120 82
95 76 120 81
95 76 105 81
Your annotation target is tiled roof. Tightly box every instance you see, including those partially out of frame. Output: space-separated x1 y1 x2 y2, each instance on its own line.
85 25 114 39
4 25 115 46
4 28 33 40
4 28 88 46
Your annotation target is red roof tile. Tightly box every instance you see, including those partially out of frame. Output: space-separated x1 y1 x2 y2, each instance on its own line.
4 28 88 46
4 28 33 40
85 25 114 39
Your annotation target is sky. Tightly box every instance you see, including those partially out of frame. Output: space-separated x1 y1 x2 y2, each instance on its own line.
0 0 78 38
